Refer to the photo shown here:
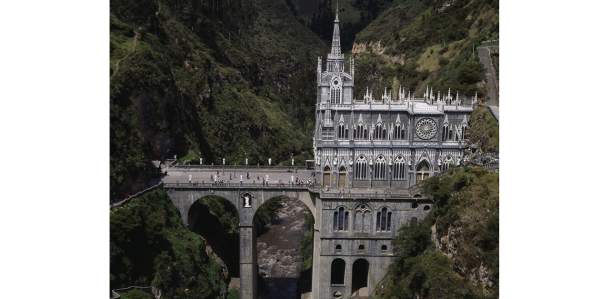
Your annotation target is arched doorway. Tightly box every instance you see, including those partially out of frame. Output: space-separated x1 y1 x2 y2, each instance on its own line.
188 196 240 279
416 160 431 183
331 258 345 285
351 259 369 297
253 196 315 299
323 166 332 187
338 166 347 189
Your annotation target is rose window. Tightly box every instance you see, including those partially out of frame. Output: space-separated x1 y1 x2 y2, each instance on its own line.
415 118 438 140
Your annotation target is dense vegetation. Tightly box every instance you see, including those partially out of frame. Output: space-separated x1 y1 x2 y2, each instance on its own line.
111 0 499 297
110 189 227 298
110 0 327 198
468 106 499 153
374 167 499 299
287 0 395 51
353 0 498 99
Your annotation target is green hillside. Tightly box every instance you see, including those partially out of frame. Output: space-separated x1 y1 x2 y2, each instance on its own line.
374 167 499 299
352 0 498 100
110 0 327 198
110 190 227 298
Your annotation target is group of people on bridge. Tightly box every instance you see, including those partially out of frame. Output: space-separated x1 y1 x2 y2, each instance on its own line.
183 171 316 187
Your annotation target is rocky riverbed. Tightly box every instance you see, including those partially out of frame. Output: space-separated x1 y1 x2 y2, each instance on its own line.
256 199 310 299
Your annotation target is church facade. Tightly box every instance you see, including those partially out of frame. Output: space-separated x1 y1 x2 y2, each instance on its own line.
310 11 476 299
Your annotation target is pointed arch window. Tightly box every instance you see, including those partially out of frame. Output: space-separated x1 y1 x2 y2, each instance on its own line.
331 86 342 104
333 206 349 231
373 155 386 180
393 123 401 139
355 156 368 180
392 156 406 180
442 123 449 141
416 160 431 183
323 165 332 187
461 124 467 140
374 122 387 139
354 124 368 139
338 166 347 189
338 122 348 139
353 204 372 233
376 207 392 232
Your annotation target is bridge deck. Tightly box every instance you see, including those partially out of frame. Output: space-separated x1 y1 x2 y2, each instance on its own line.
162 166 421 199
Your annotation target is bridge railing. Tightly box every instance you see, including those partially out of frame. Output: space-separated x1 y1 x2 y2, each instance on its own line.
318 191 413 199
110 182 164 207
163 181 316 190
166 164 307 171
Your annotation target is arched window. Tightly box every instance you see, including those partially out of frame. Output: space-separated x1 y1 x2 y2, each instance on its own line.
338 123 348 139
376 207 392 232
392 156 406 180
338 166 347 189
354 204 371 233
373 155 386 180
449 126 454 141
442 124 449 141
331 258 345 285
416 160 431 183
323 166 331 187
441 156 452 172
331 86 342 104
401 125 406 140
393 123 400 139
333 207 349 231
355 156 367 180
461 124 467 140
374 123 386 139
354 124 367 139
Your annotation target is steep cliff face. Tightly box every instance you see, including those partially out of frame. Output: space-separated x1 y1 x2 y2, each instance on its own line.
110 0 327 198
429 167 499 294
352 0 498 99
375 167 499 299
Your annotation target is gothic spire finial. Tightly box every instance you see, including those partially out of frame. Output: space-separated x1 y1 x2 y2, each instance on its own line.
330 1 342 57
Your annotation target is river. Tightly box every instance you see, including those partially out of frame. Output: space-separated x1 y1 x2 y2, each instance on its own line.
256 198 311 299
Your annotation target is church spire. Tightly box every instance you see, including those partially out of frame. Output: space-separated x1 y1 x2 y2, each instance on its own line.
330 2 342 57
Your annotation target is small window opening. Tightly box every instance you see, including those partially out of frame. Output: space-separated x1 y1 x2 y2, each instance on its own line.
381 245 388 251
424 205 431 211
358 244 365 251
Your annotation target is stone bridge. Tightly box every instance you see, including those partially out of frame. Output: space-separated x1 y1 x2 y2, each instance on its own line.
162 165 427 299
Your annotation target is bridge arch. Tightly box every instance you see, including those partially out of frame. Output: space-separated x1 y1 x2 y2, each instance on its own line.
247 191 317 223
188 195 240 277
252 195 317 298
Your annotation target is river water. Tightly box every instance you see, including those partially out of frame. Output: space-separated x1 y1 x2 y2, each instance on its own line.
256 199 310 299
